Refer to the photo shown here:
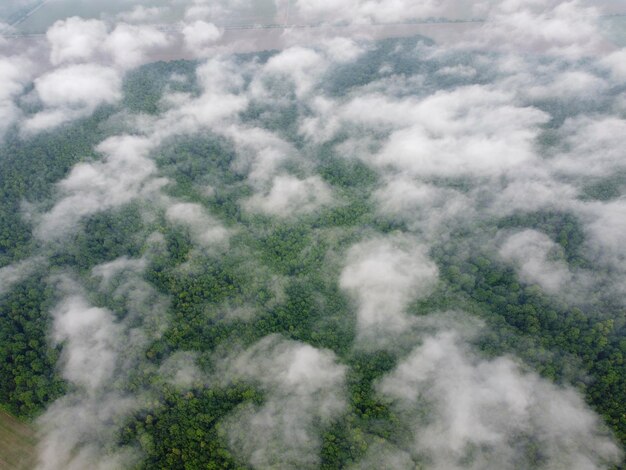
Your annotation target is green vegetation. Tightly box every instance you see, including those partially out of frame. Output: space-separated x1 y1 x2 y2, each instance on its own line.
0 276 65 418
0 36 625 468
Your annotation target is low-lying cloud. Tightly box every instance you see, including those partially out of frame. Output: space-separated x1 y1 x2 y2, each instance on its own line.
1 0 625 468
220 335 347 468
377 330 622 469
340 235 438 338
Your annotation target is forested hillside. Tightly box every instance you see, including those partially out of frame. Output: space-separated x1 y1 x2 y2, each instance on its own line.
1 7 626 469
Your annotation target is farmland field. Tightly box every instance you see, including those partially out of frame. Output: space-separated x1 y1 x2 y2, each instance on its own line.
0 410 36 470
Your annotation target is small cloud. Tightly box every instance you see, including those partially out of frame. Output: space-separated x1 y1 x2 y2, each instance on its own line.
22 64 121 133
340 234 438 338
46 17 108 66
165 202 230 247
244 175 333 217
116 6 170 24
498 229 571 294
103 24 169 69
182 20 223 53
220 335 347 468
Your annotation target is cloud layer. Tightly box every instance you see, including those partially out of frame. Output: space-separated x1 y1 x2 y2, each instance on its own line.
1 0 625 469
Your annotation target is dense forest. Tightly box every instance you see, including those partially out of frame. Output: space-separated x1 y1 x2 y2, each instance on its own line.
0 33 625 469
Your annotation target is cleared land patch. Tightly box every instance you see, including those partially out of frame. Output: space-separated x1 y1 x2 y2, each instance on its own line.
0 409 36 470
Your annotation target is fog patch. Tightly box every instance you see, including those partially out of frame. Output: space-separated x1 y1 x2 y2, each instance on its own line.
35 135 164 240
244 175 333 217
498 229 572 295
182 20 222 54
340 235 438 339
117 6 170 24
251 46 326 100
91 256 148 286
102 23 169 69
159 351 203 388
23 64 122 133
0 55 33 138
550 116 626 178
0 256 46 297
220 335 347 469
376 330 623 469
374 177 473 238
166 201 230 247
46 17 108 66
36 250 169 470
289 0 487 25
374 86 548 178
477 0 603 58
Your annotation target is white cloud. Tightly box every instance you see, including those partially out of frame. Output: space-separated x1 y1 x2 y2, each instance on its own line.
244 175 333 216
523 70 608 101
377 330 623 469
46 17 108 66
436 64 477 78
221 335 347 469
91 256 148 286
499 229 572 294
23 64 122 133
550 116 626 177
477 0 603 58
488 170 578 216
103 24 169 69
52 295 122 390
36 135 164 240
320 37 365 63
290 0 486 25
302 85 549 179
117 6 170 24
350 439 414 470
154 58 248 135
36 269 168 470
227 126 294 185
35 64 121 109
36 394 140 470
166 202 229 246
599 48 626 81
158 351 203 388
8 1 626 468
584 199 626 272
21 108 84 134
374 177 472 237
0 256 45 297
183 0 252 22
0 55 32 137
340 235 438 337
254 46 326 99
182 20 223 52
374 86 548 178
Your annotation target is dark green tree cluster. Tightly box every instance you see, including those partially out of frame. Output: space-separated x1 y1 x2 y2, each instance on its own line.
0 276 65 417
119 385 261 470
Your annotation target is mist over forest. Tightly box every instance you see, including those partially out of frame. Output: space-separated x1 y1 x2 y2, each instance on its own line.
1 1 626 469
